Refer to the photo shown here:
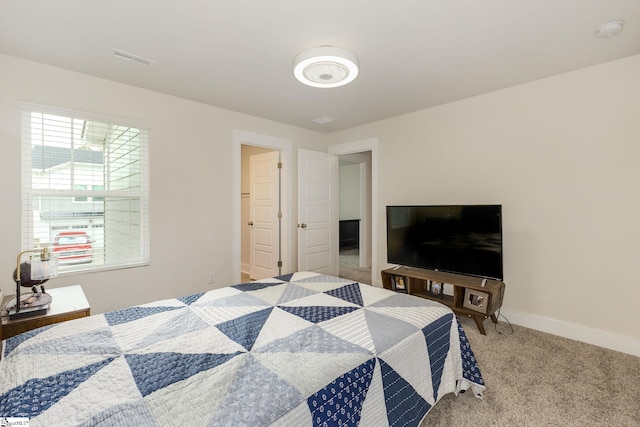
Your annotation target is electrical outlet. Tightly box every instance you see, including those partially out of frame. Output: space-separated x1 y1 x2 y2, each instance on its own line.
208 272 215 284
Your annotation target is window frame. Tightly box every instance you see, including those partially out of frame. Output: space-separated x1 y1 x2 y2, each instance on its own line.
20 102 151 275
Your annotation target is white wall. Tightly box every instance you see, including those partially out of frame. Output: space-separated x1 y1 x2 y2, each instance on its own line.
0 54 324 315
327 55 640 351
339 163 360 220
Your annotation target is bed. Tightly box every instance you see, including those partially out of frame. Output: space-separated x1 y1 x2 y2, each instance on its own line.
0 272 484 426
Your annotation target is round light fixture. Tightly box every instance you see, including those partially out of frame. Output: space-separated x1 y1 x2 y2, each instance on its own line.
595 20 624 39
293 46 359 88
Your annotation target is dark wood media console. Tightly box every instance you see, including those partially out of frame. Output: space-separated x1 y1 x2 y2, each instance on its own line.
381 266 505 334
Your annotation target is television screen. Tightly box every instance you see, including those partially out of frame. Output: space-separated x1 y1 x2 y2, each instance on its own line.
386 205 503 280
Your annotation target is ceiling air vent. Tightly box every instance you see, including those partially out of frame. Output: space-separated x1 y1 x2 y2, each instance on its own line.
112 48 155 66
311 116 336 125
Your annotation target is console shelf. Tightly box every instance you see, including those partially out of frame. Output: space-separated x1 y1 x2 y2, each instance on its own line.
381 266 505 334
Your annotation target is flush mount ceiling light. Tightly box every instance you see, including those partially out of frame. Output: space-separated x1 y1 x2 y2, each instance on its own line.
595 20 624 39
293 46 359 88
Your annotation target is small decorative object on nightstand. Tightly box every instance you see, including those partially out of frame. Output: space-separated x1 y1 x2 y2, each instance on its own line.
1 285 90 341
7 246 59 320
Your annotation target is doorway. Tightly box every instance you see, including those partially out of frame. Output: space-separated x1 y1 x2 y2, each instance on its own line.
337 153 372 284
233 133 378 286
329 138 378 286
241 145 278 281
233 130 292 284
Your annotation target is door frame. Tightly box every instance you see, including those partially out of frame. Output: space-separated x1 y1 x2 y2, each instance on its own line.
233 130 292 283
329 137 380 286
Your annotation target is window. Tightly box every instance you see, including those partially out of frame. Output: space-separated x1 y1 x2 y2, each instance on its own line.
21 103 150 274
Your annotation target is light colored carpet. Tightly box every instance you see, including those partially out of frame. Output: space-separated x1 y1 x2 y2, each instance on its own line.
337 248 640 425
422 315 640 426
339 246 372 284
248 260 640 425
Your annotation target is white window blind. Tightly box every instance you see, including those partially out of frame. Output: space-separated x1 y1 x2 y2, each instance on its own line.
21 105 150 274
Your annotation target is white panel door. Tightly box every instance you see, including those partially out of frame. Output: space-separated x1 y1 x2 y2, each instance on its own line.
298 149 338 275
249 151 280 280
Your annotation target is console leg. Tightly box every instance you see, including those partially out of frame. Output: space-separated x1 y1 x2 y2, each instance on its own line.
472 316 486 335
490 313 498 324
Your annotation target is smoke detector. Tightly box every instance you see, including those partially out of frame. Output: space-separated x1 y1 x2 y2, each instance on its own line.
595 21 624 39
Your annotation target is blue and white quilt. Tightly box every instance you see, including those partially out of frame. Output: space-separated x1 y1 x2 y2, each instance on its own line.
1 272 484 426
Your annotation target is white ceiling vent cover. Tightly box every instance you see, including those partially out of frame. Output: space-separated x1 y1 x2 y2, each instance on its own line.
311 116 336 124
112 49 155 66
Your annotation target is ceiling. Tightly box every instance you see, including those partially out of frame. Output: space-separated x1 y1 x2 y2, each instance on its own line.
1 1 639 133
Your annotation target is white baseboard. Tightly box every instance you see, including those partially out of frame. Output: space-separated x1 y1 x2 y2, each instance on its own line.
499 308 640 357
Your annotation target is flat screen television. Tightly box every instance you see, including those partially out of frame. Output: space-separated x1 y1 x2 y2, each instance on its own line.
386 205 503 280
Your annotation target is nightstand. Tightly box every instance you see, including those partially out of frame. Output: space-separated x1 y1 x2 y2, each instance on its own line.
1 285 90 340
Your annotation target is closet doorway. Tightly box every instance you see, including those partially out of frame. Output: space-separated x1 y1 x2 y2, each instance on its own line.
234 130 292 284
241 145 280 281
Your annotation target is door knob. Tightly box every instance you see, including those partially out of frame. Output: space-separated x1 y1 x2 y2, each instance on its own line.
248 221 254 226
299 223 307 229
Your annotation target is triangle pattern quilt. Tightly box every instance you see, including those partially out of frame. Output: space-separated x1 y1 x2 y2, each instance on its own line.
0 271 485 426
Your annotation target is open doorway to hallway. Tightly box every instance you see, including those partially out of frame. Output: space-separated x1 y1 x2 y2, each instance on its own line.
338 152 372 284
